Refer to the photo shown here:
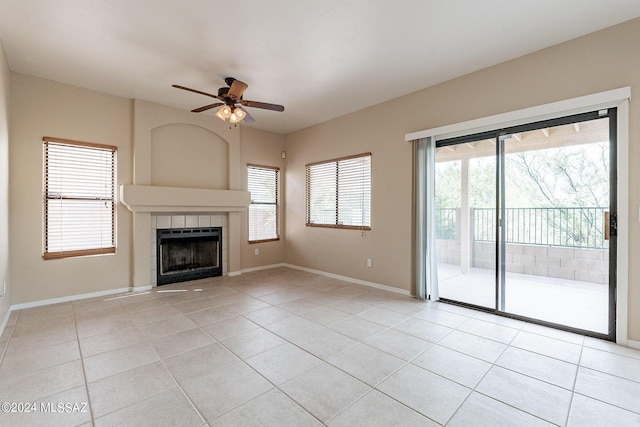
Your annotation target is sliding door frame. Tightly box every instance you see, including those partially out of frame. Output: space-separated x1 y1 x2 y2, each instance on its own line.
407 87 630 344
436 110 617 341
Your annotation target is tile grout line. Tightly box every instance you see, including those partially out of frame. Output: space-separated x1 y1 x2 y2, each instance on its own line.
0 310 19 366
564 340 587 426
77 297 203 424
177 288 325 423
441 318 562 426
211 292 433 425
260 319 419 425
142 324 210 427
198 300 327 425
98 297 210 425
71 300 97 426
259 302 448 424
134 289 235 425
436 312 513 426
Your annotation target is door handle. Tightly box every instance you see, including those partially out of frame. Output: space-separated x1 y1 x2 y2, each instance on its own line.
604 211 610 241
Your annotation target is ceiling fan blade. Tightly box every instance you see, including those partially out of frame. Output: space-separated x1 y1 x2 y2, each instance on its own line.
191 102 223 113
172 84 222 100
239 100 285 112
227 79 248 100
238 106 255 123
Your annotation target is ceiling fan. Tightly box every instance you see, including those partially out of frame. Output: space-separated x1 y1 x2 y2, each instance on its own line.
172 77 284 124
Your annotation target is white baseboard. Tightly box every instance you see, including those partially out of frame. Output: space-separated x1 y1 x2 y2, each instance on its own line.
227 271 242 277
282 263 409 296
627 339 640 350
0 308 12 340
240 262 409 295
10 287 133 311
241 263 286 273
132 285 153 292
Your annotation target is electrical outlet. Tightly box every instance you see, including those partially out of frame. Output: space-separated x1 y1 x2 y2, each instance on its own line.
254 248 260 256
367 258 372 268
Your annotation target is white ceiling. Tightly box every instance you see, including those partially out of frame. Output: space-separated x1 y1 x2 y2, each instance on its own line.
1 1 640 134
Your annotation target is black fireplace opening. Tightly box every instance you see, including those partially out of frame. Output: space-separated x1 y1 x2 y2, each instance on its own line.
156 227 222 285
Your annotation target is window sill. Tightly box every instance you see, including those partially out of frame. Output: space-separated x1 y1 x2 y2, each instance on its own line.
305 223 371 231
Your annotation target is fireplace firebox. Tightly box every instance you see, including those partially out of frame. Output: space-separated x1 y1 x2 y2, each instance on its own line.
156 227 222 285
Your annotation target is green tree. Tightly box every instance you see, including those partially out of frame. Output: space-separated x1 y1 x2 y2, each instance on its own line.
435 160 461 208
506 142 608 208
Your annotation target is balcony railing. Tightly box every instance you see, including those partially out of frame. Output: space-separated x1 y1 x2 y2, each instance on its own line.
436 207 608 249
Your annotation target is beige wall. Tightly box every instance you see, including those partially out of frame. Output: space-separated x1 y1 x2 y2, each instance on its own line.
0 41 10 323
8 74 284 304
239 126 286 269
150 123 229 189
284 18 640 341
284 110 412 288
10 74 133 303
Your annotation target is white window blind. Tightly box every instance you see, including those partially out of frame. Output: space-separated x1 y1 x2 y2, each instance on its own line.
248 165 279 242
44 137 117 259
306 153 371 229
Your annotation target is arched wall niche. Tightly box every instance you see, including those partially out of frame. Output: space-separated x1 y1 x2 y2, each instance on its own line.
150 123 228 189
132 98 241 189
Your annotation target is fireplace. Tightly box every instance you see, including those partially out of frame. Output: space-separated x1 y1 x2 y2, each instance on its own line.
156 227 222 285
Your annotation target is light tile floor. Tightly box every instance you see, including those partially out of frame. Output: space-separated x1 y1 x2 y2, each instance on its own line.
0 267 639 426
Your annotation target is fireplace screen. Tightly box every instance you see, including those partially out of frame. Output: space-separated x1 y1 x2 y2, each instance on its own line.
156 227 222 285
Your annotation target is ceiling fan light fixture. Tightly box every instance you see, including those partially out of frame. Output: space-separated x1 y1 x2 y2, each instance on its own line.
229 111 240 124
234 107 246 121
215 105 232 120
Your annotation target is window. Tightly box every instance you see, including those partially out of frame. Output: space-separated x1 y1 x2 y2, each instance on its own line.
306 152 371 229
43 137 117 259
247 164 279 242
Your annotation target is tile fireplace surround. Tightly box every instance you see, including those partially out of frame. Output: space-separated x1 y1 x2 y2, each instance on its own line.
151 213 229 286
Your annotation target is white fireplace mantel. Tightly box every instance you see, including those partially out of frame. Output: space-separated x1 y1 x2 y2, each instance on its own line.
120 184 251 213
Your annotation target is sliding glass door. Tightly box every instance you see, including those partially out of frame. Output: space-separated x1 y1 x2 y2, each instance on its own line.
434 110 616 339
435 140 496 309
